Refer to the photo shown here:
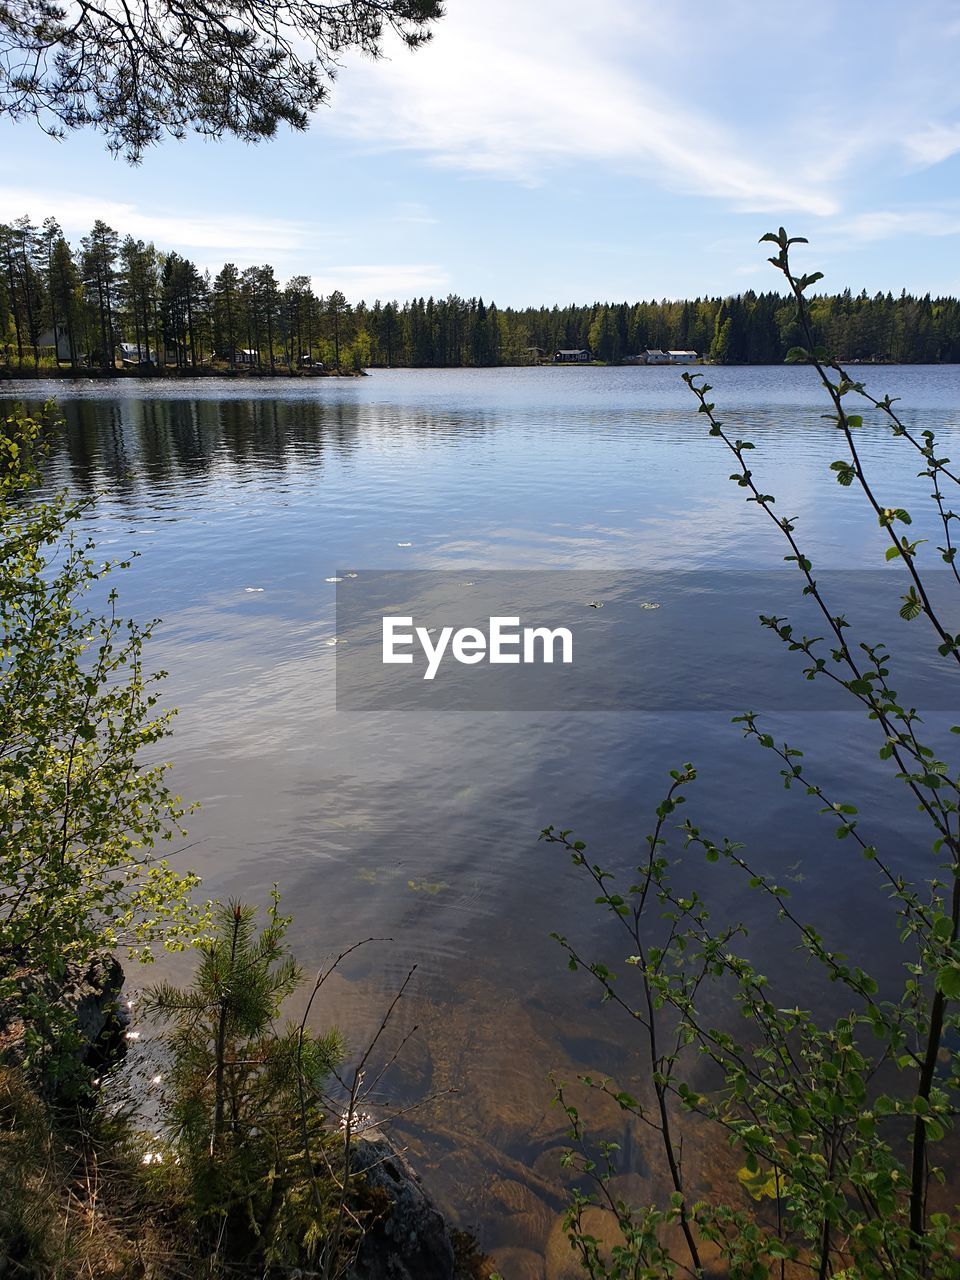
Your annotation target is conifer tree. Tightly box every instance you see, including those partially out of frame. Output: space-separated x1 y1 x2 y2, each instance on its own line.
47 236 80 367
144 894 345 1268
80 221 119 367
213 263 242 364
0 1 444 161
327 289 348 369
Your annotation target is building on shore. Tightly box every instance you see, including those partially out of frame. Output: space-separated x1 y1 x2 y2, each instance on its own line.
37 324 73 362
118 342 155 365
631 349 699 365
553 348 592 363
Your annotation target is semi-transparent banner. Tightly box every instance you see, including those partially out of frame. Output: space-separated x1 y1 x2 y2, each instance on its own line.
333 570 960 712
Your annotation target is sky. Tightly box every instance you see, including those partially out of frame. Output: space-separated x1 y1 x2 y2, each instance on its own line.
2 0 960 305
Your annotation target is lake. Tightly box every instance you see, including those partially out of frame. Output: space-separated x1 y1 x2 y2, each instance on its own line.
4 364 960 1275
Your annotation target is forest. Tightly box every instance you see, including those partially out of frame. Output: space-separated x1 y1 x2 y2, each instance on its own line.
4 214 960 371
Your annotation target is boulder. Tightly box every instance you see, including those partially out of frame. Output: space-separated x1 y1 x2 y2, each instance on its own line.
350 1131 456 1280
0 951 127 1095
544 1206 624 1280
483 1175 553 1252
486 1246 545 1280
59 952 127 1066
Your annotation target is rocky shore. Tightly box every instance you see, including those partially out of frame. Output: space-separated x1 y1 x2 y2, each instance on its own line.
0 953 482 1280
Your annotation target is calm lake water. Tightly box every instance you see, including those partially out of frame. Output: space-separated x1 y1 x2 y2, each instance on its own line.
5 364 960 1275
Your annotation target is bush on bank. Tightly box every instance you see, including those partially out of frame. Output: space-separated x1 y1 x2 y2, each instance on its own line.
547 233 959 1279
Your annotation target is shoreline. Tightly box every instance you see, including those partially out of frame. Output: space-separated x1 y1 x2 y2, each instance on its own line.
3 359 948 383
0 366 367 381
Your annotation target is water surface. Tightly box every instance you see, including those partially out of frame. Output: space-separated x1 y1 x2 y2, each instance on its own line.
5 364 959 1272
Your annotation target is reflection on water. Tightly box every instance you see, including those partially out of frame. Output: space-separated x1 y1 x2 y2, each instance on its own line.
4 366 960 1272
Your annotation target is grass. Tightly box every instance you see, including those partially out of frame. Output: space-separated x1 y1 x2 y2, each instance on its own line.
0 1064 207 1279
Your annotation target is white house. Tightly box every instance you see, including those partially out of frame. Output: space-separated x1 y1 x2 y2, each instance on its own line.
644 349 670 364
233 348 258 365
118 341 154 364
37 324 73 362
667 350 698 364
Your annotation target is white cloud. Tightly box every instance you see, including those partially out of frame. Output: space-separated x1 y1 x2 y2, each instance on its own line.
0 186 448 296
902 122 960 168
833 208 960 243
5 0 960 299
328 0 837 216
393 202 439 227
0 186 314 255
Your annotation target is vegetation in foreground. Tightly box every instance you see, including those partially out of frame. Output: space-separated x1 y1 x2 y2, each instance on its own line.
0 4 475 1276
547 232 959 1278
0 407 449 1278
0 1059 177 1278
3 231 959 1279
141 896 347 1274
0 402 204 1091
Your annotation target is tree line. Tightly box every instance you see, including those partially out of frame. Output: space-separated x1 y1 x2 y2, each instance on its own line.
4 215 960 372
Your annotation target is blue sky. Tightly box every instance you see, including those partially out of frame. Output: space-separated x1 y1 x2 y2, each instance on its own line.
2 0 960 305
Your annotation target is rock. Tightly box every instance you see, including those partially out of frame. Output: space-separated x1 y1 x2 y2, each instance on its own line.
483 1176 553 1252
544 1206 624 1280
487 1246 544 1280
603 1172 656 1210
661 1222 726 1278
544 1196 726 1280
530 1147 581 1192
0 951 127 1096
60 953 126 1065
350 1131 456 1280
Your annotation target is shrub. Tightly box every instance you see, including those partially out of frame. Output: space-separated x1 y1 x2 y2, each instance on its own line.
143 894 347 1273
545 231 959 1279
0 402 206 1089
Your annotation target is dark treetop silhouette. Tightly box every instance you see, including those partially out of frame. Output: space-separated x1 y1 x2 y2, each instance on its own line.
0 0 444 160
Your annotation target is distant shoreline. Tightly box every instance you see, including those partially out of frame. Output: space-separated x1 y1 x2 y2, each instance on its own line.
0 366 367 381
2 359 956 384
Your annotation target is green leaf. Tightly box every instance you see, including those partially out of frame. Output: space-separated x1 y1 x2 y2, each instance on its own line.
936 964 960 998
900 590 922 621
737 1164 781 1201
932 916 953 942
923 1116 945 1142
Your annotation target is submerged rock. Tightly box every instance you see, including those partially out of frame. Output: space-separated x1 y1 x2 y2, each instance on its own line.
487 1246 544 1280
545 1206 624 1280
483 1176 553 1251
